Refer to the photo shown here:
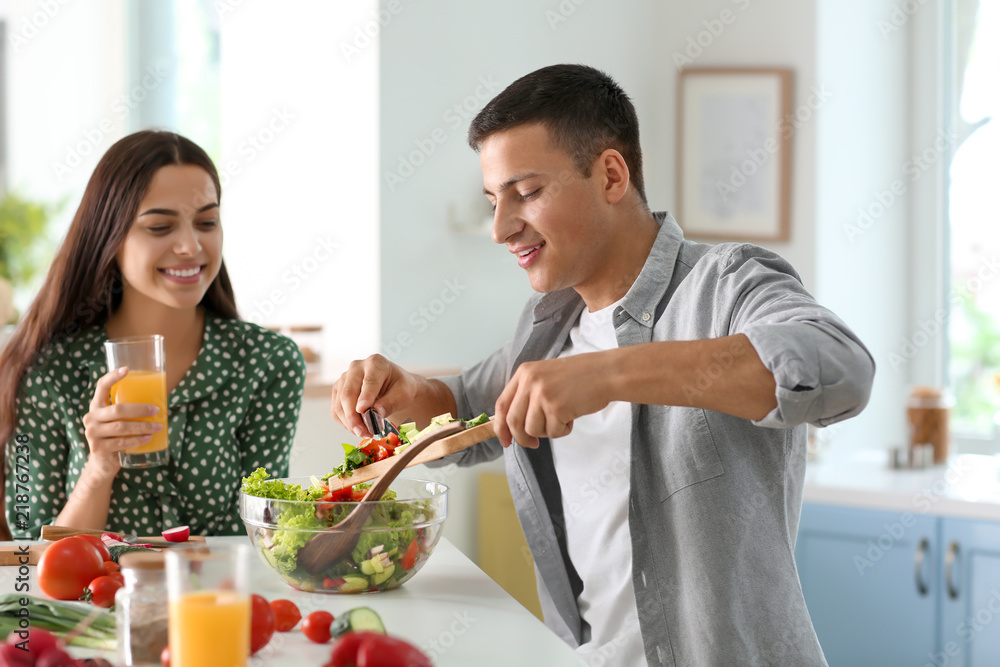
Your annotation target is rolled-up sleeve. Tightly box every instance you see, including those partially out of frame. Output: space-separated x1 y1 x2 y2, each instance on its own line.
430 343 511 467
714 244 875 428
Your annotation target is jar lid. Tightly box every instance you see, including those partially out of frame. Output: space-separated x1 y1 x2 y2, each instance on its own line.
119 552 166 570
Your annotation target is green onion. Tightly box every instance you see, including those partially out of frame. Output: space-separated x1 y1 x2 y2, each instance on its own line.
0 594 116 650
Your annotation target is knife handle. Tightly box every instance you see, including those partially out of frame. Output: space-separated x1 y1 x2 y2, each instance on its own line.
40 525 112 541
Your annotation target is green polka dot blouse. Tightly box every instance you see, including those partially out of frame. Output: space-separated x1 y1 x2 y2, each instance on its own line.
5 312 306 539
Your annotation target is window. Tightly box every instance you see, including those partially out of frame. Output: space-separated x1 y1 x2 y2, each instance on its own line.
948 0 1000 447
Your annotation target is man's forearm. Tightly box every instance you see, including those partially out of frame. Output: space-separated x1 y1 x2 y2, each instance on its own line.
609 334 777 421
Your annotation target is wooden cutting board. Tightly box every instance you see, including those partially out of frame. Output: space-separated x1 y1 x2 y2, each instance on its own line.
327 418 497 490
0 535 207 566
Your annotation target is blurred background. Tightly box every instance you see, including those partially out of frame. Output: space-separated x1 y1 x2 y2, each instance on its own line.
1 1 998 661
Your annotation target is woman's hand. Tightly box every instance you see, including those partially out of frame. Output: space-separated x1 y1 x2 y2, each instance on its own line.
81 367 163 481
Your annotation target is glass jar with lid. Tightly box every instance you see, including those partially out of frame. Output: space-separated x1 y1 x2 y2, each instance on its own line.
116 551 169 666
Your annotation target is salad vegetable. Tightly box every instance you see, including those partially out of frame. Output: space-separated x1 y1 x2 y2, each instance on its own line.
240 472 439 593
330 412 489 479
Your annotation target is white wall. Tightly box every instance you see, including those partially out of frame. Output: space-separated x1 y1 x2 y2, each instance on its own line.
814 0 911 451
218 1 380 365
1 0 128 309
379 0 820 366
378 0 660 368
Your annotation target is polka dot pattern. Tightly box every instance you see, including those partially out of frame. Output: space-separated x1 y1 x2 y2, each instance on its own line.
4 313 307 539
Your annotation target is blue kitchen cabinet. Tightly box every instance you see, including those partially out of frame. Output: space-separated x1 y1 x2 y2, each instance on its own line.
795 503 939 666
938 517 1000 666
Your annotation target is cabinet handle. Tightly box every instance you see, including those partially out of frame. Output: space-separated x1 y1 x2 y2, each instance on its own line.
914 538 929 596
945 541 961 600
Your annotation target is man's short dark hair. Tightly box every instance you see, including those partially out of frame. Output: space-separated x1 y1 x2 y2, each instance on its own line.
468 64 646 204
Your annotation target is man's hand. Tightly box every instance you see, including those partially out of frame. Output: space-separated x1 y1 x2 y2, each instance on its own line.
495 352 615 448
331 354 458 437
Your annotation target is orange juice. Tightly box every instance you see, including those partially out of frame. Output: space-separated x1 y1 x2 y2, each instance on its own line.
169 590 250 667
110 370 168 453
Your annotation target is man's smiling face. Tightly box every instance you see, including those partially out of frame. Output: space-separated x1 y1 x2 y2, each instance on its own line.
481 123 609 295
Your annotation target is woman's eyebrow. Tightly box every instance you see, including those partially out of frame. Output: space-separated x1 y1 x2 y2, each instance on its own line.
139 202 220 217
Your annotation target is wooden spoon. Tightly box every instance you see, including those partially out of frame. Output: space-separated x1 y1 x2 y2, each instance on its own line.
297 420 475 575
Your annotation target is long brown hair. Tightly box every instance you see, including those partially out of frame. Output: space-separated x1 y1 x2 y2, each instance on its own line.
0 131 239 539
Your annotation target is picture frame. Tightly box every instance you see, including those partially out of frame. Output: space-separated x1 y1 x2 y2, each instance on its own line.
676 67 793 242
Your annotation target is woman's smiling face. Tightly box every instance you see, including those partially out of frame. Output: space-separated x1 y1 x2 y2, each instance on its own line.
116 164 222 312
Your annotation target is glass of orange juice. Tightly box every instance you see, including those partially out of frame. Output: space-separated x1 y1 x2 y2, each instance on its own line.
104 335 169 468
166 543 252 667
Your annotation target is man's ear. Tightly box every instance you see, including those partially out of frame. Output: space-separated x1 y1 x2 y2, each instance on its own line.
596 149 630 204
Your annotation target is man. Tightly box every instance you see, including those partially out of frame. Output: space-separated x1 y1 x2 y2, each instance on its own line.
331 64 874 666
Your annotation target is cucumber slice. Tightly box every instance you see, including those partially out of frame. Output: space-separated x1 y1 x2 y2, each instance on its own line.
338 575 369 593
330 607 386 639
371 563 395 585
360 559 376 576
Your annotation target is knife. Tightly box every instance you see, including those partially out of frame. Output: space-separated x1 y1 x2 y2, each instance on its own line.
40 525 188 548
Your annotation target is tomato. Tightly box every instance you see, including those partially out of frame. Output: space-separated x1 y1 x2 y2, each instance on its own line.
103 560 120 574
400 538 419 571
328 632 432 667
321 486 354 503
387 432 400 449
249 594 276 654
160 645 170 667
87 575 123 608
269 599 301 632
76 534 111 562
356 634 432 667
327 631 369 667
301 610 334 644
37 536 106 600
373 445 389 462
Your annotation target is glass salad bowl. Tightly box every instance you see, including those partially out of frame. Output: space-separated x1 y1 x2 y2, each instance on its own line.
239 477 448 594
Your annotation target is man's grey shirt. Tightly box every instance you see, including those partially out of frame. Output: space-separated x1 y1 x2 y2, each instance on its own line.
434 212 874 666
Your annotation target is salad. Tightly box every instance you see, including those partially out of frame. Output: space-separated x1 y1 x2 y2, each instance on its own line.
240 472 444 593
330 412 490 482
239 412 485 593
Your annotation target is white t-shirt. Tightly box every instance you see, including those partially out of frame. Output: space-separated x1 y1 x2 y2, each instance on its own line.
551 299 647 667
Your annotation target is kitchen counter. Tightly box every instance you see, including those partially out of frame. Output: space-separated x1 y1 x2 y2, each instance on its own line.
0 536 584 666
803 450 1000 521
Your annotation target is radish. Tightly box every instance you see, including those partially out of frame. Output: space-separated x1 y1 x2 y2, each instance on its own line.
161 526 190 542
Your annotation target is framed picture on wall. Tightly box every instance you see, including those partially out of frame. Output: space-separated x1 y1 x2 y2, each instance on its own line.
676 67 793 242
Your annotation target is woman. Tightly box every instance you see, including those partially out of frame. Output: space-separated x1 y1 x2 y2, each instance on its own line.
0 131 306 540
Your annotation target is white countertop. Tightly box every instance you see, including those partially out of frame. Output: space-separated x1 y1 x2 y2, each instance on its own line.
0 536 584 666
803 450 1000 522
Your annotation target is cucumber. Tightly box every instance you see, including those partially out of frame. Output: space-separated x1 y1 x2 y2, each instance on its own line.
338 575 369 593
371 564 395 585
330 607 386 639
